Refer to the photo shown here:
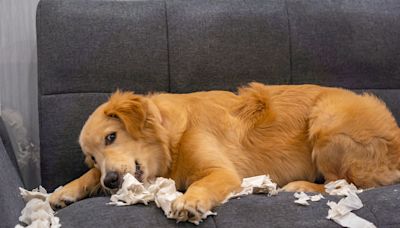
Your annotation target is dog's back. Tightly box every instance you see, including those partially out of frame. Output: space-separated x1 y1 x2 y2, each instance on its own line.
152 83 400 189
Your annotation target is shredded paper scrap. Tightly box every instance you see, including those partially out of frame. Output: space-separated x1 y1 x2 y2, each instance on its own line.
294 192 324 206
325 180 376 228
17 175 378 227
292 179 376 228
109 174 278 225
15 186 62 228
227 174 278 200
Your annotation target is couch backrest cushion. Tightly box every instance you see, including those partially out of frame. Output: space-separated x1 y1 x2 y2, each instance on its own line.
37 0 169 95
288 0 400 89
37 0 169 190
167 0 290 92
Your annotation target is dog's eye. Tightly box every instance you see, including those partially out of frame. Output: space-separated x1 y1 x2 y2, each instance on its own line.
105 132 117 146
91 156 96 164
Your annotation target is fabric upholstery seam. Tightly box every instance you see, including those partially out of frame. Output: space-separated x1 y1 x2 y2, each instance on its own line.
164 0 171 93
284 0 293 85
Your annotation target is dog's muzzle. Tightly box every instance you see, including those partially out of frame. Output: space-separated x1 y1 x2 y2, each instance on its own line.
103 171 120 189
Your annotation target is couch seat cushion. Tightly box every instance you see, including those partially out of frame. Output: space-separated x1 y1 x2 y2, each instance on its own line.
56 184 400 228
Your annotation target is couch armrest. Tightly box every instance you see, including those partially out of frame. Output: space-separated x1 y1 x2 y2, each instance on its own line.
0 133 25 227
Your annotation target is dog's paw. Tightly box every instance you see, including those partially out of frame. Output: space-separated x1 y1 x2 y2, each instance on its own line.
48 186 80 210
171 194 212 223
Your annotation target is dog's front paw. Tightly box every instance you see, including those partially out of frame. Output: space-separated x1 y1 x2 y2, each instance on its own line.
49 186 80 210
171 194 213 223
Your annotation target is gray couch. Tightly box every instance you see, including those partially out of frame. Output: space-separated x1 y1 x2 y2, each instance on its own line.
2 0 400 227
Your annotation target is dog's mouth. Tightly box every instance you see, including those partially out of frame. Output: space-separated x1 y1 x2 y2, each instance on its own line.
103 161 145 192
134 160 144 182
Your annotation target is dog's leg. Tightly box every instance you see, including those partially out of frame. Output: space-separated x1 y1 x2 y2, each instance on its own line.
171 168 241 222
282 181 325 193
297 92 400 192
283 133 400 193
284 92 400 193
49 168 101 209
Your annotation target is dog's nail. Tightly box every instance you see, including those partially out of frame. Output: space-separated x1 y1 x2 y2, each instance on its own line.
188 211 196 219
64 200 74 206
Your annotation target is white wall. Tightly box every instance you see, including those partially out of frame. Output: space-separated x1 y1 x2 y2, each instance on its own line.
0 0 41 188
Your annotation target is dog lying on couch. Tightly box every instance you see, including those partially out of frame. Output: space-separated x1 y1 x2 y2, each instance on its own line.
49 82 400 221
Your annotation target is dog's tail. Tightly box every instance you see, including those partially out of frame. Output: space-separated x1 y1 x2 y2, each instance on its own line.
232 82 275 127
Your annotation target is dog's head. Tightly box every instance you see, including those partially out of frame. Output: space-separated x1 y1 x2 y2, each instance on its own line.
79 91 170 190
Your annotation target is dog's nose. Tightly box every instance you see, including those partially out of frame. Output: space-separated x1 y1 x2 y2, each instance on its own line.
103 171 120 189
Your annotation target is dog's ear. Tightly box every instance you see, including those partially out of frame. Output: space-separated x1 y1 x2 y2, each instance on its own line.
103 90 146 139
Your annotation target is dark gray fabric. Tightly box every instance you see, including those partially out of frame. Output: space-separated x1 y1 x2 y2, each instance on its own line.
288 0 400 88
360 185 400 227
37 0 169 95
0 138 25 228
167 0 290 92
57 184 400 228
39 93 109 191
57 197 215 228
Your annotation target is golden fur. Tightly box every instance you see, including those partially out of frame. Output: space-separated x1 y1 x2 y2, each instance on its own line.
50 83 400 220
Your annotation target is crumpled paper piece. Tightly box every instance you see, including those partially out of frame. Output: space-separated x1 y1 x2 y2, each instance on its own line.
109 174 155 206
108 173 215 225
109 174 278 225
293 192 324 206
15 186 62 228
325 179 363 196
325 180 376 228
148 177 183 217
226 175 278 201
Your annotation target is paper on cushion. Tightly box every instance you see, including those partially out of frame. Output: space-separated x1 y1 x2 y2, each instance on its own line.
109 173 215 225
325 179 362 196
151 177 216 225
16 186 62 228
150 177 183 217
294 192 310 206
19 186 48 202
324 179 376 228
328 191 363 217
293 192 324 206
310 194 324 202
109 174 154 206
227 175 278 201
328 211 376 228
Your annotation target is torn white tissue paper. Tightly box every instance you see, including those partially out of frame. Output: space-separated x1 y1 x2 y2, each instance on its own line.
108 174 154 206
16 186 62 228
325 179 376 228
109 174 279 225
293 192 324 206
151 178 217 225
310 194 324 202
108 173 216 225
294 192 310 205
325 179 363 196
149 177 183 217
227 175 278 201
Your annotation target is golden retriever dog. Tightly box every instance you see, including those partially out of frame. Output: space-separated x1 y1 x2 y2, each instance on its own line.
50 83 400 221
